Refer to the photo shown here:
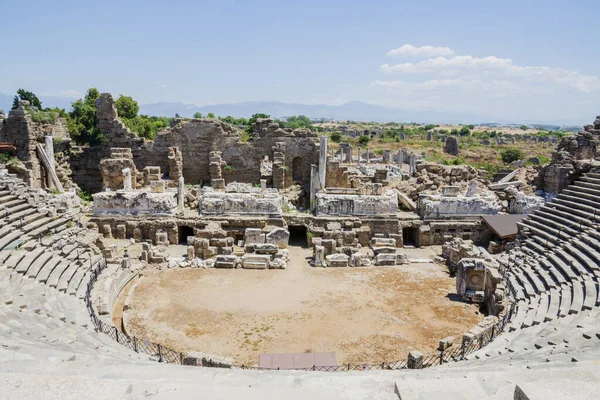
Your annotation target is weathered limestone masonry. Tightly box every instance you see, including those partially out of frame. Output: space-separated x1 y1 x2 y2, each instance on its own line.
0 100 71 189
536 115 600 196
99 148 137 190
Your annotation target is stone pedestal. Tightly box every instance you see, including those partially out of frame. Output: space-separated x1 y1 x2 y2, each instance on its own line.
407 350 423 369
319 136 327 190
122 168 132 192
177 177 184 212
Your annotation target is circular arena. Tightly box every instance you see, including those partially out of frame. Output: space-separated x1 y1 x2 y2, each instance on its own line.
1 94 600 399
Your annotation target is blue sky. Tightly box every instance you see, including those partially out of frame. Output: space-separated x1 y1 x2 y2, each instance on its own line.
1 0 599 123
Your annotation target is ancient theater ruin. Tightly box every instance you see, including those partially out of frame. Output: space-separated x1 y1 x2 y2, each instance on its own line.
1 96 600 397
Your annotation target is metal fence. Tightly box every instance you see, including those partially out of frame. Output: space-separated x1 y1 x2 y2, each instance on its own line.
84 258 517 372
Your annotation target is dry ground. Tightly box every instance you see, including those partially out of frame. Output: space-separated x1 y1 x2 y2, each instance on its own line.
125 247 482 366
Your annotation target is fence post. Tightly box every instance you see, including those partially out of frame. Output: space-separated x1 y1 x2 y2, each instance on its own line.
491 326 496 339
133 336 138 352
461 341 465 360
381 362 385 370
158 344 163 362
347 363 350 371
114 327 119 343
180 352 184 365
439 351 444 365
312 365 315 371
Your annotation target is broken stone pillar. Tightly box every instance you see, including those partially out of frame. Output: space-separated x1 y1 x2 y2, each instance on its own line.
44 136 55 190
319 136 327 190
314 245 325 267
168 147 183 181
444 136 459 156
407 350 423 369
357 147 361 166
310 164 319 212
397 151 403 168
408 153 416 176
187 245 194 260
348 146 352 163
339 147 344 163
260 179 267 191
366 148 370 164
383 150 391 164
272 142 286 189
177 176 184 212
122 168 132 192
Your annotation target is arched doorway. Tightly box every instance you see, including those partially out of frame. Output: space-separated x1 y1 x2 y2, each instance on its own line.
292 157 303 181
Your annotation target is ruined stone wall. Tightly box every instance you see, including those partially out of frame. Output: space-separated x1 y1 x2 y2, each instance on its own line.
91 95 318 190
0 102 70 189
420 221 487 246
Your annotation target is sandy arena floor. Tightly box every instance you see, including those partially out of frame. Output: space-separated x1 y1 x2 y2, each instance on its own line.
125 246 483 365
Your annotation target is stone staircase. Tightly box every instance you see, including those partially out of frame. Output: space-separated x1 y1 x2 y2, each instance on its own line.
462 171 600 367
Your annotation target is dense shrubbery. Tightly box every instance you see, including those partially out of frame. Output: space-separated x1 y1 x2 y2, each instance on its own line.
500 149 523 164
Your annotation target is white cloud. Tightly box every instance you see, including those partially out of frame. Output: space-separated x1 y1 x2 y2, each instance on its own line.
387 44 455 58
379 53 599 94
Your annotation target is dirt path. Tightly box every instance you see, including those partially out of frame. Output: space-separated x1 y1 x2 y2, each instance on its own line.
126 246 482 365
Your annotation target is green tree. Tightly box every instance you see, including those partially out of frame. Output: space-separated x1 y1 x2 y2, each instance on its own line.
459 126 471 136
12 89 43 110
115 95 139 120
193 112 203 118
500 149 523 164
245 113 270 135
358 135 370 146
67 88 104 145
519 125 529 130
330 132 342 143
206 112 216 119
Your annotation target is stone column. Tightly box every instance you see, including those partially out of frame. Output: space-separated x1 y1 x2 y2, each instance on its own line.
409 153 416 176
314 245 325 267
310 164 319 213
260 179 267 191
319 136 327 190
397 151 403 167
366 148 370 165
340 148 344 164
357 147 361 166
44 136 54 189
177 176 184 212
122 168 132 192
348 146 352 163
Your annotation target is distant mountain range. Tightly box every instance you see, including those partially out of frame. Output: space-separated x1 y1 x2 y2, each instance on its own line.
138 100 495 124
0 93 585 126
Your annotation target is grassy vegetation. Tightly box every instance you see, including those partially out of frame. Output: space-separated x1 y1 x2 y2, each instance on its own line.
327 129 557 177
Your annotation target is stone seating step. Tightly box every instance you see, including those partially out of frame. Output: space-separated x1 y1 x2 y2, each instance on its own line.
0 194 18 205
570 281 584 314
57 261 84 292
529 213 581 236
0 198 27 210
47 260 74 288
508 275 526 301
522 218 574 241
522 296 540 328
14 247 46 275
563 242 599 274
533 294 550 325
559 191 600 209
554 247 590 278
558 284 572 318
75 271 90 299
546 253 578 281
546 288 561 322
27 216 71 238
582 278 598 310
552 197 598 216
509 300 529 331
4 205 37 225
541 203 597 226
67 264 91 296
571 240 600 272
37 257 62 284
574 179 600 193
568 182 600 200
517 221 563 245
27 251 57 279
527 260 557 289
521 265 547 293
